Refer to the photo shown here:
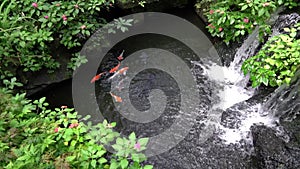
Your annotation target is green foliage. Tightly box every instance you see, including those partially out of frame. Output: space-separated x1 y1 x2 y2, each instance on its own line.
67 53 88 71
199 0 298 43
242 23 300 87
2 77 23 90
0 88 152 168
0 0 133 78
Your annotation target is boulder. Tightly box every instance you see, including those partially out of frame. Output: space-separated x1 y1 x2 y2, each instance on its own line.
251 125 300 169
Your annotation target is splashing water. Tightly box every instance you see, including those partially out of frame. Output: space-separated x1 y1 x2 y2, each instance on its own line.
194 12 300 145
197 58 277 144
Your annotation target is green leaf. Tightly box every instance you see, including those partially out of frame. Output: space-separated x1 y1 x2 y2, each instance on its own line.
116 138 123 145
290 32 297 38
96 150 106 157
39 97 46 103
112 144 123 151
283 27 290 32
258 9 264 17
261 77 269 86
20 41 26 48
265 58 276 65
131 153 140 162
110 161 119 169
129 132 136 141
241 5 248 11
285 77 291 84
72 30 80 35
234 30 240 36
110 122 116 127
138 138 149 146
144 165 153 169
230 18 235 24
241 30 245 35
66 156 76 162
98 157 107 164
91 159 97 168
120 159 129 169
217 17 223 25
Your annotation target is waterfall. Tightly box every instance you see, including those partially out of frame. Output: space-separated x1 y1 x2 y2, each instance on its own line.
263 70 300 121
195 12 300 144
258 12 300 119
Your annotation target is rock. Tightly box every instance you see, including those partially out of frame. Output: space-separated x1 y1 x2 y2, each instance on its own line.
251 70 300 169
20 44 73 96
281 115 300 147
251 125 300 169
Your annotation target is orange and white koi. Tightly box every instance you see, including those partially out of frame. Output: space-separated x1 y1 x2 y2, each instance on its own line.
118 67 128 75
110 92 122 102
108 67 129 80
109 62 121 73
90 72 106 83
117 50 125 61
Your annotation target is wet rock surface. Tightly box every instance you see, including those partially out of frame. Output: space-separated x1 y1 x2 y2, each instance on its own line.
251 124 300 169
145 74 300 169
251 72 300 169
22 68 72 97
272 12 300 36
147 135 255 169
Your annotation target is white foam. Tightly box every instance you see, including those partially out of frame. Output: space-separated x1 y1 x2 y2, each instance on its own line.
199 62 253 110
219 104 276 144
201 63 243 83
193 60 276 145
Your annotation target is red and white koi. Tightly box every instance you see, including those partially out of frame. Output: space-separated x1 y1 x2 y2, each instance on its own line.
109 62 121 73
90 72 106 83
117 50 125 61
108 67 129 80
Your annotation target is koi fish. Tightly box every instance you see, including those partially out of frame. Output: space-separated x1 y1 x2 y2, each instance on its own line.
90 72 106 83
117 50 125 61
109 62 121 73
108 67 129 80
118 67 129 75
110 92 122 102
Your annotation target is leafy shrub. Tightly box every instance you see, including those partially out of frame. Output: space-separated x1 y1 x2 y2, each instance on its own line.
242 23 300 87
0 88 153 169
199 0 298 43
67 53 88 71
0 0 134 78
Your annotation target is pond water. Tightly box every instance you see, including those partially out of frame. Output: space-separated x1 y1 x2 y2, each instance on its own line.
29 8 300 169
